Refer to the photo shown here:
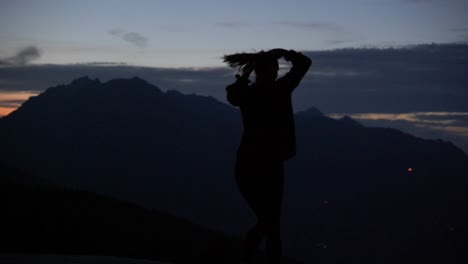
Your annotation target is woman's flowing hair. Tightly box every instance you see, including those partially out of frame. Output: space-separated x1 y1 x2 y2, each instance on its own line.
223 52 258 75
223 51 278 76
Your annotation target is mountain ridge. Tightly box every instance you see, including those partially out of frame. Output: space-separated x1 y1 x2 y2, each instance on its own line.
1 77 467 264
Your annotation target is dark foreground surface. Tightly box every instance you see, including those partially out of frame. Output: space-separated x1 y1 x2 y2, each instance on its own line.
0 254 168 264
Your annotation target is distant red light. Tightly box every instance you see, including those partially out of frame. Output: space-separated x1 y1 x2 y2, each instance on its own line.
408 167 413 172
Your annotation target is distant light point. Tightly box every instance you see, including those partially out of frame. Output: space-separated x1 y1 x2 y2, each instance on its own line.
316 242 327 249
408 167 413 172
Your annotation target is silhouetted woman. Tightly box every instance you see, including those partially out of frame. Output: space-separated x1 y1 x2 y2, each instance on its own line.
224 49 311 263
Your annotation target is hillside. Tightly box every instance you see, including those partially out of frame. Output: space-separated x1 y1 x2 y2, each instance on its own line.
0 163 245 263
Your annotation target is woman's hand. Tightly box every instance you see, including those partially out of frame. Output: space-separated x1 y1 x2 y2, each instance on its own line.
267 48 289 59
283 50 298 62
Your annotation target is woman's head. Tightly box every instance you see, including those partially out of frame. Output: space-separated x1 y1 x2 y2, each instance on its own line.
254 52 279 83
223 50 279 83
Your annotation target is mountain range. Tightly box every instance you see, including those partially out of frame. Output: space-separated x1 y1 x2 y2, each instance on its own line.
1 76 467 263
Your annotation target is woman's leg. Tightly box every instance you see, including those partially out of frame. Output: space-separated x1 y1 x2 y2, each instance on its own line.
244 222 265 262
263 160 284 264
236 154 284 263
236 153 266 262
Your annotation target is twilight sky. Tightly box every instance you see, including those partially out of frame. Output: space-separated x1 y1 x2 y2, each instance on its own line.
1 0 468 153
1 0 467 67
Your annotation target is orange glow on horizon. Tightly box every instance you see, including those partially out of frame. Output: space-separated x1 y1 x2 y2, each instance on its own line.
0 91 38 117
0 106 17 117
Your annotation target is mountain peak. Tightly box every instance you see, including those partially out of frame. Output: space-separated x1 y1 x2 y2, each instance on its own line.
107 76 149 85
104 76 160 91
297 107 324 117
340 115 363 127
70 76 101 86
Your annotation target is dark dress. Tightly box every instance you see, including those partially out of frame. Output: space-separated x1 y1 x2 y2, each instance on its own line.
226 52 311 223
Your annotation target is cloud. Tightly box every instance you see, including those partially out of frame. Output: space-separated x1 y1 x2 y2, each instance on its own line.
274 21 342 32
297 43 468 113
0 43 467 114
0 46 41 66
109 28 125 35
400 0 435 3
451 27 468 32
0 91 38 116
1 43 467 152
0 99 26 108
212 22 251 28
73 61 129 66
422 125 468 138
328 39 354 46
329 111 468 153
109 29 149 48
450 27 468 42
331 112 468 126
308 69 372 77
